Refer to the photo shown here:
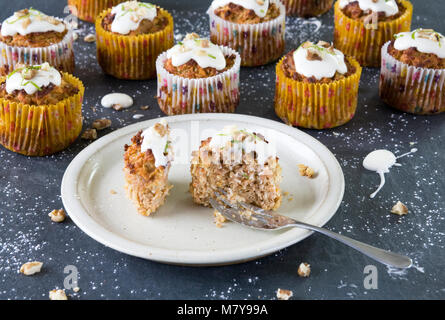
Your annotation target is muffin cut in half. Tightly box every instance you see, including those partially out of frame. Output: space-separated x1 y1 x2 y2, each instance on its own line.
190 125 282 211
124 120 173 216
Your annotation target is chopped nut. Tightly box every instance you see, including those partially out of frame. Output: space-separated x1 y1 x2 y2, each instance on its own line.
276 288 293 300
15 9 29 18
298 262 311 277
317 40 331 48
301 41 312 49
48 209 66 223
110 189 117 195
46 16 61 25
73 287 80 293
21 17 31 29
92 118 111 130
140 105 150 110
298 164 315 178
81 128 97 140
201 39 210 48
185 32 199 40
49 289 68 300
256 0 265 5
84 34 95 42
153 122 167 137
306 49 322 61
21 68 36 80
391 201 408 216
130 15 140 23
112 104 124 111
214 210 227 228
20 261 43 276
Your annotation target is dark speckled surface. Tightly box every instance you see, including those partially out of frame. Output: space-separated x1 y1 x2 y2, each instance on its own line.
0 0 444 300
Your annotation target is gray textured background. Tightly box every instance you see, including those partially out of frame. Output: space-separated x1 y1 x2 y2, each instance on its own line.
0 0 444 300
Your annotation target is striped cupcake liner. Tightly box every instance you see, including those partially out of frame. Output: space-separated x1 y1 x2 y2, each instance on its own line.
95 6 174 80
379 42 445 115
207 0 285 67
0 73 84 156
333 0 412 67
274 55 362 129
0 30 75 76
156 46 241 115
282 0 333 17
68 0 126 23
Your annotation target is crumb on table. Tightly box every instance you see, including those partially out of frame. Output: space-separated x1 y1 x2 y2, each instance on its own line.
297 262 311 277
276 288 293 300
391 201 408 216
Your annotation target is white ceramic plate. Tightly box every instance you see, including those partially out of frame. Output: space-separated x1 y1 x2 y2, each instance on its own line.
61 114 344 266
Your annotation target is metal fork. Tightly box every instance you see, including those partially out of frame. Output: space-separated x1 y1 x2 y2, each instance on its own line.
210 189 412 269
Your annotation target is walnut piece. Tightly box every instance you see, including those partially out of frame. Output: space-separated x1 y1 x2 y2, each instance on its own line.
21 67 36 80
84 34 95 42
81 128 97 140
112 104 124 111
298 262 311 277
391 201 408 216
298 164 315 178
276 288 293 300
48 209 66 223
153 122 167 137
185 33 199 40
49 289 68 300
92 118 111 130
21 17 31 29
306 49 322 61
140 105 150 110
73 287 80 293
20 261 43 276
214 210 227 228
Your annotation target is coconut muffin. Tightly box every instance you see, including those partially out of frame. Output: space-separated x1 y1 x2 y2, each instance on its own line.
380 29 445 114
96 1 174 79
282 0 333 17
274 40 362 129
190 125 282 211
67 0 127 23
0 8 75 76
334 0 412 67
207 0 286 67
156 33 241 115
124 120 173 216
0 62 84 156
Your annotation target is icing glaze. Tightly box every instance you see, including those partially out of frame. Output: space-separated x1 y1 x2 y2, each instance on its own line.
210 0 270 18
6 62 61 95
140 119 172 168
110 1 157 35
394 29 445 59
339 0 399 17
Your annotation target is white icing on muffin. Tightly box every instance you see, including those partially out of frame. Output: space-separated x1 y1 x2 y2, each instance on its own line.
6 62 61 95
141 119 172 168
210 0 270 18
393 29 445 59
110 1 157 35
339 0 399 17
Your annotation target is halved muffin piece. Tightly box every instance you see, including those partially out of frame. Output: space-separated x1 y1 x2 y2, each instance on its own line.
190 125 282 211
124 120 173 216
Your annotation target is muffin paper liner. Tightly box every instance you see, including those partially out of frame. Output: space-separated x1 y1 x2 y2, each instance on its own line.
0 30 75 77
333 0 412 67
156 46 241 115
96 7 174 80
379 42 445 115
68 0 126 23
0 73 84 156
207 0 285 67
282 0 333 17
274 56 362 129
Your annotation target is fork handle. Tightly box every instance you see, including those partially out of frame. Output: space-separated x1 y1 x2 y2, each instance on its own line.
289 221 412 269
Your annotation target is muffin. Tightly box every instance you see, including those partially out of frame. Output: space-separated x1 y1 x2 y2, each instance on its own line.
156 33 241 115
0 8 75 76
68 0 127 23
190 125 282 210
282 0 333 17
380 29 445 115
96 1 174 79
207 0 286 67
124 120 173 216
274 41 362 129
334 0 412 67
0 62 84 156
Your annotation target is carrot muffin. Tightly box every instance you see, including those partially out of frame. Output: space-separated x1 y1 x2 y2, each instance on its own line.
207 0 286 67
156 33 241 115
380 29 445 115
95 1 174 79
68 0 127 23
0 8 75 76
334 0 412 67
274 41 362 129
0 62 84 156
124 120 173 216
190 125 282 211
282 0 333 17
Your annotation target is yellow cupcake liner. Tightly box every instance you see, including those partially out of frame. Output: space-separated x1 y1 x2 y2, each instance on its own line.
68 0 126 23
282 0 333 17
207 0 286 67
0 73 84 156
156 46 241 115
379 42 445 115
0 30 75 76
95 7 174 80
333 0 412 67
274 56 362 129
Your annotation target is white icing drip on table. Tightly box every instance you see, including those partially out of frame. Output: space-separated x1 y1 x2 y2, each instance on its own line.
110 1 157 35
1 8 66 37
5 63 61 95
339 0 399 17
293 43 347 80
363 148 417 198
140 119 172 168
167 37 226 70
210 0 270 18
101 93 133 109
394 29 445 59
209 125 276 166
